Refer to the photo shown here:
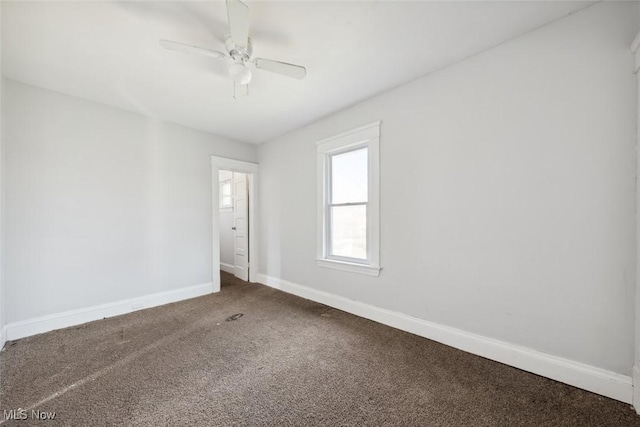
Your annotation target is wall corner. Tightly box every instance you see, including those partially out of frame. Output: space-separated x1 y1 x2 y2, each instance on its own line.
0 1 5 351
633 21 640 415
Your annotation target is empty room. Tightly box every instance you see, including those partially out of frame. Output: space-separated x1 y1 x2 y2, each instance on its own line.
1 0 640 425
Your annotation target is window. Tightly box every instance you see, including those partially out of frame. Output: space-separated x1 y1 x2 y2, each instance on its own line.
317 122 380 276
329 147 368 260
220 179 232 209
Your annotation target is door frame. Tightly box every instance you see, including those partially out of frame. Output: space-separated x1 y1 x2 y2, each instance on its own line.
211 156 259 291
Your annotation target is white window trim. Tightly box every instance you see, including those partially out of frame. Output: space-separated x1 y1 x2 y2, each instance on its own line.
316 121 381 277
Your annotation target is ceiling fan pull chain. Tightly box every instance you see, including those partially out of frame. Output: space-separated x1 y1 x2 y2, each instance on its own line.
233 82 249 99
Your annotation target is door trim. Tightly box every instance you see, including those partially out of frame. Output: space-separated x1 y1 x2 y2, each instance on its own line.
211 156 259 291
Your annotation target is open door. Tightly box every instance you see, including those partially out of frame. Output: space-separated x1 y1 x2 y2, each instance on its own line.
233 172 249 281
211 156 258 290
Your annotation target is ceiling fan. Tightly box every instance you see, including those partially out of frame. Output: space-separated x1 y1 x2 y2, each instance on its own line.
160 0 307 98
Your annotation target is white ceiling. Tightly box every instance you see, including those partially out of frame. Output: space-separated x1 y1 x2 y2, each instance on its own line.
2 1 592 144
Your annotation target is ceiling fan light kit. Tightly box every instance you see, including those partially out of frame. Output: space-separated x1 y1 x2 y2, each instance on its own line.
228 63 252 85
160 0 306 98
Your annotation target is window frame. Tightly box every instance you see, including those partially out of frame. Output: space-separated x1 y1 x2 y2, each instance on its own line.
316 121 381 277
219 179 233 210
326 145 369 264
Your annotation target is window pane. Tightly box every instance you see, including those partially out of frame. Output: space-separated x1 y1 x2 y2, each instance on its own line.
330 205 366 259
220 181 232 207
331 148 368 204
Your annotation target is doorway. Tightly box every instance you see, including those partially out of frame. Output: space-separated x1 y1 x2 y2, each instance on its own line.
210 156 258 292
218 169 249 281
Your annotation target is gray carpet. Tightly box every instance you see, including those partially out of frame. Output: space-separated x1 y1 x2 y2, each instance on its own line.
1 271 639 426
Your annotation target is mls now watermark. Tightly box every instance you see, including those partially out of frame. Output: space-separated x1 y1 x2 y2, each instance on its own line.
3 408 56 421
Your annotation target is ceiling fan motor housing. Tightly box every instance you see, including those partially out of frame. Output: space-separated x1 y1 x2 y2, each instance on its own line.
225 35 253 64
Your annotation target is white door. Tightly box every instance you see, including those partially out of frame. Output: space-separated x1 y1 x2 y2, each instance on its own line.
233 172 249 281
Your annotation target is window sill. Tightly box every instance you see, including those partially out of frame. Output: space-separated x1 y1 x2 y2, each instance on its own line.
316 259 381 277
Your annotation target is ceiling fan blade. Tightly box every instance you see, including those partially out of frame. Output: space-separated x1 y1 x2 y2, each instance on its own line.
226 0 250 49
159 40 226 59
253 58 306 80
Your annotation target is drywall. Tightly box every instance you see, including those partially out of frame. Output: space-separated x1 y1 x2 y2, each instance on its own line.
219 170 235 269
0 1 5 350
633 4 640 411
3 80 256 324
258 1 638 378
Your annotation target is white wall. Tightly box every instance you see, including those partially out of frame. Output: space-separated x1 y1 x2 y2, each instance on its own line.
0 2 5 349
633 2 640 410
258 2 638 377
219 170 235 268
3 80 257 324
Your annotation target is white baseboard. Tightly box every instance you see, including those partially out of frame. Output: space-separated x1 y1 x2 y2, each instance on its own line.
220 262 235 274
633 366 640 413
4 282 214 342
0 325 6 351
258 273 633 404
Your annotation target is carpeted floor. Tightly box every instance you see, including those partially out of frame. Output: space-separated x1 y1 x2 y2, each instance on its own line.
1 272 639 426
